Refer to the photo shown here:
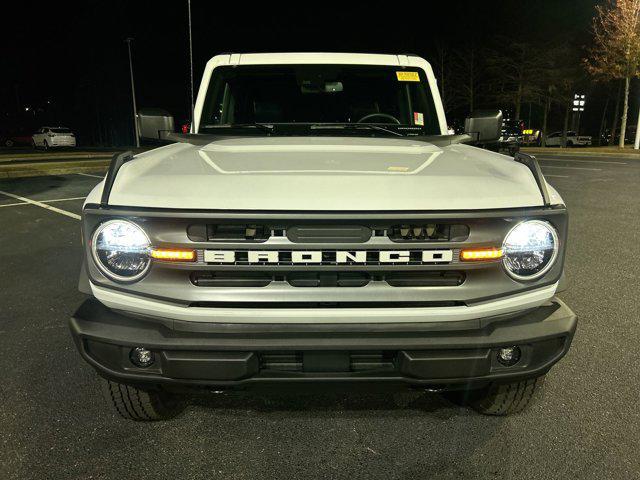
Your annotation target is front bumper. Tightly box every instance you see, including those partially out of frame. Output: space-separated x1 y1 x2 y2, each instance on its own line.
69 297 577 390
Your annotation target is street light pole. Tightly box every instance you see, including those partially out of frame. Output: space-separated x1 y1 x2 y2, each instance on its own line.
126 37 141 148
188 0 194 128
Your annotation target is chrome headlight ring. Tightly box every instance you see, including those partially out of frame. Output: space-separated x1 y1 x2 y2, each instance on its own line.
90 219 152 283
502 219 560 281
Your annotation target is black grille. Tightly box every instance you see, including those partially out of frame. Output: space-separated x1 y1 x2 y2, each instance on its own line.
191 271 465 288
287 225 372 243
189 301 465 308
187 222 469 243
260 351 395 372
187 224 271 242
387 223 469 242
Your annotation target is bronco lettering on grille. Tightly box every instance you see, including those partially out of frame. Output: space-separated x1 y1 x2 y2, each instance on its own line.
203 250 454 264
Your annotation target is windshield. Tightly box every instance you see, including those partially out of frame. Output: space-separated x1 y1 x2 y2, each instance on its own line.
199 64 441 135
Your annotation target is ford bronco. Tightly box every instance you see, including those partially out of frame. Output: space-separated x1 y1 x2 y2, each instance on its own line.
70 52 576 420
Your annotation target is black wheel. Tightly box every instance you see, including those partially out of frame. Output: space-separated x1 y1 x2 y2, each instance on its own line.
566 140 574 147
100 378 184 421
43 140 49 150
444 375 545 416
5 139 14 147
31 140 37 149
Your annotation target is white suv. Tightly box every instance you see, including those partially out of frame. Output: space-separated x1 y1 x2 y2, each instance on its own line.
70 52 576 421
32 127 76 149
545 131 592 147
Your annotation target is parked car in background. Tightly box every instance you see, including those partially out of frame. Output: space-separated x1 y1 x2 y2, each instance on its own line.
613 125 636 145
545 131 592 147
498 125 522 156
521 128 541 146
1 127 34 147
32 126 76 149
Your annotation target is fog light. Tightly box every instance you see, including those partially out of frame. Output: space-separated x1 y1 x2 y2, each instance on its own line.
497 346 521 366
130 347 155 367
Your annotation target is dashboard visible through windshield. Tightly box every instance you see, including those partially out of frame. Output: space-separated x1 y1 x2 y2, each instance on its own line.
199 64 441 135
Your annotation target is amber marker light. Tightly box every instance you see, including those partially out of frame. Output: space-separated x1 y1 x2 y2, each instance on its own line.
460 248 503 261
150 248 196 262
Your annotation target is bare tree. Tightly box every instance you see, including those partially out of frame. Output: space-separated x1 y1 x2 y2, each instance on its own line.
485 41 544 120
524 46 560 146
609 80 624 144
445 44 483 114
552 46 585 147
432 41 451 112
584 0 640 147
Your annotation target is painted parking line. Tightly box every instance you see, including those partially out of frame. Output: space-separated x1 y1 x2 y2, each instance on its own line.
0 196 86 208
543 174 569 178
541 165 602 171
538 158 628 165
76 172 104 179
0 190 81 220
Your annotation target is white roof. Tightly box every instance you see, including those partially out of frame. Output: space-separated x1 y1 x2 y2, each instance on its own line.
222 52 415 66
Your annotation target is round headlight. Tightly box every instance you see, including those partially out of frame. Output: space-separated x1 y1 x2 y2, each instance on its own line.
91 220 151 282
502 220 559 281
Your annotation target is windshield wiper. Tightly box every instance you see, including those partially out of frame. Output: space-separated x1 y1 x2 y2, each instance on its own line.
310 123 404 137
200 123 275 134
229 123 275 133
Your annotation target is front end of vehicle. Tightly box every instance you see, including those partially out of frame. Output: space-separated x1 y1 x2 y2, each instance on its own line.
71 202 575 417
69 53 576 420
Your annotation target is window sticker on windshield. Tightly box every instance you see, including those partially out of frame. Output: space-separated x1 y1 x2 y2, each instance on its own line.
414 112 424 126
396 71 420 82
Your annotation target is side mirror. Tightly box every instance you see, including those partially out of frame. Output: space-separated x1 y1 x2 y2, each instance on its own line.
464 110 503 144
137 108 175 141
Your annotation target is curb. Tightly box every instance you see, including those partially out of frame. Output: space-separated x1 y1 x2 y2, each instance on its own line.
522 148 640 159
0 161 110 179
0 153 113 163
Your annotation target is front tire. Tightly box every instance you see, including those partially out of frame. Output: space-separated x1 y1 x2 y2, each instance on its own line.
445 375 545 416
100 378 184 421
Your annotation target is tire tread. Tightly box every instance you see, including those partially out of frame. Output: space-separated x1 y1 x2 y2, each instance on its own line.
100 378 183 421
473 376 544 415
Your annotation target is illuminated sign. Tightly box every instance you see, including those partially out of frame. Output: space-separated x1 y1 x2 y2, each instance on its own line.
573 94 586 112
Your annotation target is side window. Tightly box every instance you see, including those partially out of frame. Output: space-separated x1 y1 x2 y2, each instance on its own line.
200 75 227 127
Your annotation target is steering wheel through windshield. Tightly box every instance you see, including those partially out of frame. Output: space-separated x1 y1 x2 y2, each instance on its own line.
356 113 400 124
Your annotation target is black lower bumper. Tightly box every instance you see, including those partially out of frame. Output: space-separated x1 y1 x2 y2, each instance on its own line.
69 298 577 390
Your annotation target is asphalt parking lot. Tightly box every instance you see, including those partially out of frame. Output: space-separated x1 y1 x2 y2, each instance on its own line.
1 153 639 480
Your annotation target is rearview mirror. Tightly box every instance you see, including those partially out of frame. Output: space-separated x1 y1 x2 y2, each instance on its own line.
301 80 344 93
464 110 503 144
137 108 175 141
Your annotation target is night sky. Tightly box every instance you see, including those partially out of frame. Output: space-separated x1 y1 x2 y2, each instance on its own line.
1 0 613 145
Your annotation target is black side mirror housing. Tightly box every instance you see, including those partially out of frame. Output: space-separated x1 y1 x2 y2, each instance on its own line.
464 110 503 145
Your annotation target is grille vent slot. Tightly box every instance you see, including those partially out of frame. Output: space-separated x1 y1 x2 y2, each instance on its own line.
191 271 465 288
388 224 469 242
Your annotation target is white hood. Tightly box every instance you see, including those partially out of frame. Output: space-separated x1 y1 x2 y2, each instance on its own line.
97 137 555 211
